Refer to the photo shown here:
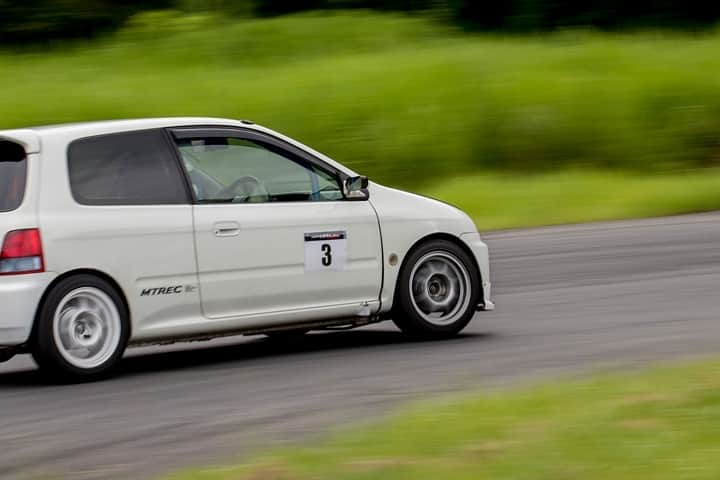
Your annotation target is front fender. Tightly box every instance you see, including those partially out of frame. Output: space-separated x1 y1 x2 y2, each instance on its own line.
368 183 488 312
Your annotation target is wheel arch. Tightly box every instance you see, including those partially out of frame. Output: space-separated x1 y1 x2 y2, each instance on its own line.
30 268 132 344
393 232 484 306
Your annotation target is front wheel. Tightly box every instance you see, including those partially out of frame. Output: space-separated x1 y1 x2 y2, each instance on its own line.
392 239 481 339
32 275 129 381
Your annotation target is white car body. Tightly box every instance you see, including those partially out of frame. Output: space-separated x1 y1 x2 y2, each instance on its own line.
0 117 492 364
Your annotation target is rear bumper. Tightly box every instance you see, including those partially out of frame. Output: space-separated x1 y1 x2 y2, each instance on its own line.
460 232 494 312
0 272 55 346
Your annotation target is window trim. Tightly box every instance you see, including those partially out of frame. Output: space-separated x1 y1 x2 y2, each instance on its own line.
168 126 349 205
66 128 193 207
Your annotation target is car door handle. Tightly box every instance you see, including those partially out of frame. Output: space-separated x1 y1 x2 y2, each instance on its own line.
213 222 241 237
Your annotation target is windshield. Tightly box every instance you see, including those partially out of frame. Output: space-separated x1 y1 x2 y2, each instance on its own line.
0 141 27 212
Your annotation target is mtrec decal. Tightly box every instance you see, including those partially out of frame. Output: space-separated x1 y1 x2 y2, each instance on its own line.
141 285 197 297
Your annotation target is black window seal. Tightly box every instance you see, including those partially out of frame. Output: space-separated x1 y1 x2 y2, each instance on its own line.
160 128 198 204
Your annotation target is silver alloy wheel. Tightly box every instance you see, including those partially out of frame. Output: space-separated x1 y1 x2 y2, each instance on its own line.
52 287 122 370
409 251 472 326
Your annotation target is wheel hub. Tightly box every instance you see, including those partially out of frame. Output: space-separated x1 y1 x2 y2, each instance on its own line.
427 274 449 300
71 313 102 348
409 251 472 326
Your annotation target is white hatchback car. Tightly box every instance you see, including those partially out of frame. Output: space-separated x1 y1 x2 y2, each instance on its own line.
0 118 492 379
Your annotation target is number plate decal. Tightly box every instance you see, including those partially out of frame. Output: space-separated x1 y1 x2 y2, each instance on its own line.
304 231 347 272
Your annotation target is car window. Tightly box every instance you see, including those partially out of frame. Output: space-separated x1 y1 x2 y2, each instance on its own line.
0 141 27 213
68 130 188 206
174 136 344 203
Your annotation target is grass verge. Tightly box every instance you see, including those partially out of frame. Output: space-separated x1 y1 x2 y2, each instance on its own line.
168 358 720 479
2 11 719 227
419 169 720 230
4 11 720 185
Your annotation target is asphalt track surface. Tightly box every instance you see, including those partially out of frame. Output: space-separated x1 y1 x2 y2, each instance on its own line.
1 213 719 479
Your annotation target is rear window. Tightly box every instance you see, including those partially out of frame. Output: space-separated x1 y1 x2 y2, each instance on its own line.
68 129 188 206
0 141 27 212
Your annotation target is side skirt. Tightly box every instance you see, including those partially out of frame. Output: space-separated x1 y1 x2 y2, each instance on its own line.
128 315 386 348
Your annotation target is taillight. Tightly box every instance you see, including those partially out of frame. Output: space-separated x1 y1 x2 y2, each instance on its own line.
0 229 44 275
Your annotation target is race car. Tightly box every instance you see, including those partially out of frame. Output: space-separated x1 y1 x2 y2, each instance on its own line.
0 118 493 379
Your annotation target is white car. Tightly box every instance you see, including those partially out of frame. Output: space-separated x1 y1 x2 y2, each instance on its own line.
0 118 493 379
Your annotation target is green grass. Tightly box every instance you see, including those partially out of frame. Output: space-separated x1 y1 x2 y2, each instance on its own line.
418 169 720 230
167 358 720 480
3 11 720 184
2 10 720 226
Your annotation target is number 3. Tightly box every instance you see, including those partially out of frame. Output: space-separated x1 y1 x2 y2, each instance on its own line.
321 244 332 266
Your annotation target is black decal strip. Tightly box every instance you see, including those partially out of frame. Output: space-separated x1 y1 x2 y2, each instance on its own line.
304 231 346 242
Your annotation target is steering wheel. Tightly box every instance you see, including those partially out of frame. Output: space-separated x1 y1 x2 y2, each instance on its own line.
218 175 270 203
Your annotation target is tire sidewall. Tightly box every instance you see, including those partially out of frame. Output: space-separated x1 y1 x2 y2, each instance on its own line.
394 239 481 337
33 274 129 380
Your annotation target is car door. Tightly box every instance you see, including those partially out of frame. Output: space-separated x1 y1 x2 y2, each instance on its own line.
170 127 383 323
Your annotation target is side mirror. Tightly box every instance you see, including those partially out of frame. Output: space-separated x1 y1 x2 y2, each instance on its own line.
343 175 369 200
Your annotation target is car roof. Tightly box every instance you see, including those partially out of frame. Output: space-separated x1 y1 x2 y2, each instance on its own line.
0 117 255 153
28 117 249 133
0 117 357 176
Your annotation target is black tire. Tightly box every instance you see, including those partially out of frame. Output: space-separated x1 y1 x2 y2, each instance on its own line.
32 274 129 381
392 239 481 339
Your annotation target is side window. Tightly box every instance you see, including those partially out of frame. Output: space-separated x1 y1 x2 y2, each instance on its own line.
0 141 27 212
68 130 188 205
174 136 343 203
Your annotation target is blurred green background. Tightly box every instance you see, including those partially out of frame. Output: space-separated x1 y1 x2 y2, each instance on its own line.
2 1 720 228
3 5 720 478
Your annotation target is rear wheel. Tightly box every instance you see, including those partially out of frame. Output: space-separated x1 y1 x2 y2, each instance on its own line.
392 239 480 339
32 275 129 381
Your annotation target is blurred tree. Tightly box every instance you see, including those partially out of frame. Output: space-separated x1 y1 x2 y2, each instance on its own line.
252 0 323 16
3 0 720 44
444 0 720 30
0 0 170 43
177 0 253 15
252 0 446 16
247 0 720 28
